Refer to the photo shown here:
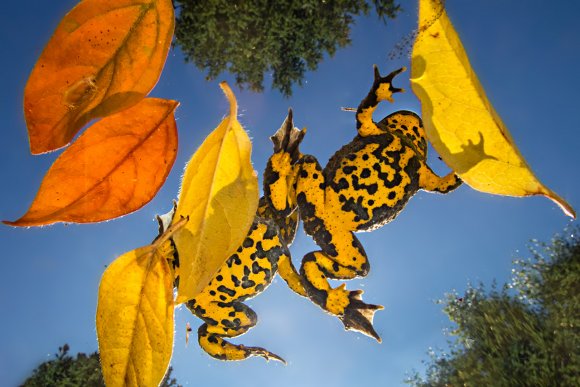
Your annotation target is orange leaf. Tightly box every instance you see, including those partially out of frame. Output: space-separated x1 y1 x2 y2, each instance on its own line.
24 0 175 154
4 98 178 227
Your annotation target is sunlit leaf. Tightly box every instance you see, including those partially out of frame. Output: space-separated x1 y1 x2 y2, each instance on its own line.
172 82 259 304
4 98 178 226
96 238 175 387
410 0 575 218
24 0 174 154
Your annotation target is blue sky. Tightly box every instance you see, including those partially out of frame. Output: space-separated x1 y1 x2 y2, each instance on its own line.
1 1 579 386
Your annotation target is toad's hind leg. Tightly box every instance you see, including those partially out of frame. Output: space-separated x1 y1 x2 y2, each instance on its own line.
299 234 383 342
296 156 383 341
195 302 285 363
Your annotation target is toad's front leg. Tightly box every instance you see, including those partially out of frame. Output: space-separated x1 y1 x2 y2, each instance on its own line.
419 163 462 194
264 109 305 217
357 66 405 137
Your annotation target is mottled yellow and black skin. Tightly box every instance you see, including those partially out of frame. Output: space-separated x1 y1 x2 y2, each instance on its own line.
264 67 462 341
186 216 290 362
181 197 305 363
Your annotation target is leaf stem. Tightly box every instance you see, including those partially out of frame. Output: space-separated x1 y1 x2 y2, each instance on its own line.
153 216 188 247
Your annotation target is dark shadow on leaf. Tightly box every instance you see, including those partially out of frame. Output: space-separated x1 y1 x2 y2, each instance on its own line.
413 55 498 174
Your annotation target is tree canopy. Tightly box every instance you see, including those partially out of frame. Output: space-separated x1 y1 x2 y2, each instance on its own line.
173 0 400 96
20 345 180 387
407 227 580 387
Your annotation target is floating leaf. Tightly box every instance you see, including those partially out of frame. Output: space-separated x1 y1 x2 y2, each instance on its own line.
5 98 178 226
96 236 176 386
24 0 174 154
410 0 575 218
172 83 258 304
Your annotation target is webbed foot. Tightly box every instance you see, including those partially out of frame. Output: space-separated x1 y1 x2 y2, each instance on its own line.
241 345 286 364
270 108 306 162
339 289 383 342
319 283 383 341
371 65 406 103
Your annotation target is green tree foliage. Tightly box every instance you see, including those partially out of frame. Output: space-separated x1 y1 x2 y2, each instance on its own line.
21 344 180 387
407 227 580 387
173 0 400 96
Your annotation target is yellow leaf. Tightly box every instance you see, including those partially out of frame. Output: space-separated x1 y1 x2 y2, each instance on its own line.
172 82 259 304
410 0 575 218
96 239 175 386
24 0 175 154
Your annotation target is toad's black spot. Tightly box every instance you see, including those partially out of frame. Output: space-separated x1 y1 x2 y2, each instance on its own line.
388 191 396 200
251 261 262 274
313 173 319 179
218 285 236 297
188 302 207 318
222 319 240 329
244 265 251 276
241 279 256 289
216 275 223 282
412 126 420 136
351 175 378 195
263 222 278 240
263 268 272 280
362 154 369 161
342 165 357 174
372 150 403 189
209 290 216 296
229 311 236 317
300 169 308 178
208 335 219 344
368 199 374 206
263 167 280 193
339 194 346 203
332 261 340 272
231 275 240 287
219 295 227 301
361 168 371 178
236 246 243 253
255 241 265 258
341 195 369 222
336 178 350 191
360 261 370 275
242 238 254 248
226 254 242 268
297 192 338 257
346 153 357 161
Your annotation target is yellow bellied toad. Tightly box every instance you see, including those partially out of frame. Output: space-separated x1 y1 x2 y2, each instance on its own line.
263 66 462 341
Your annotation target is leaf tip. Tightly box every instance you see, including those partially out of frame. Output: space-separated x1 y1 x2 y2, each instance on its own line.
2 217 43 228
549 195 576 219
219 82 238 118
540 188 576 218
